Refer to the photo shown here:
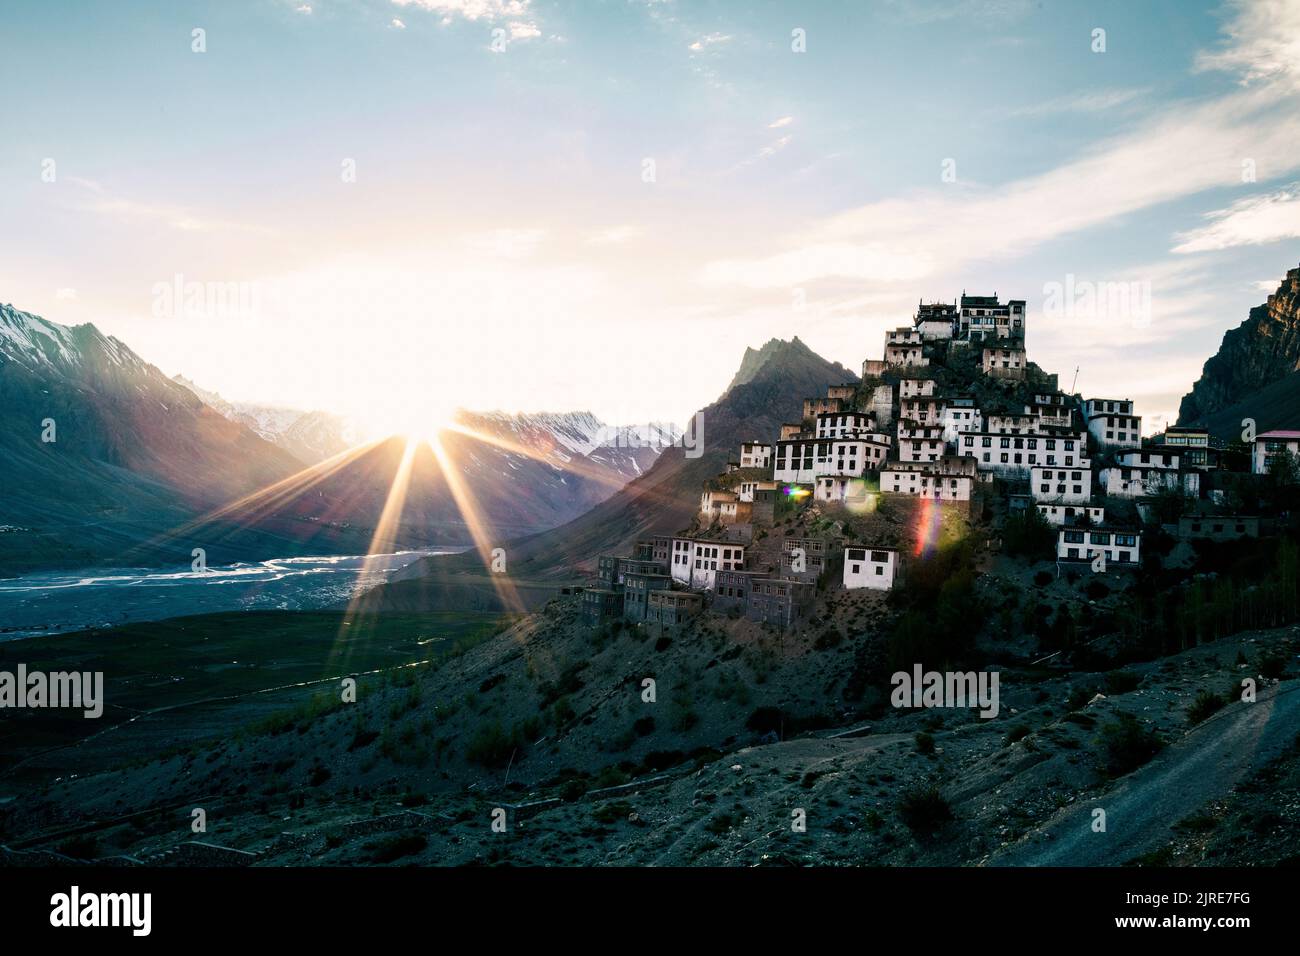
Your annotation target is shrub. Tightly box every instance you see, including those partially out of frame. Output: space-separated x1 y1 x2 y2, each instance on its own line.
1098 713 1163 777
815 628 844 650
914 731 936 755
1187 688 1227 725
1033 571 1053 587
1258 649 1288 680
1085 579 1110 601
898 786 953 835
466 721 517 767
745 706 784 735
633 716 656 737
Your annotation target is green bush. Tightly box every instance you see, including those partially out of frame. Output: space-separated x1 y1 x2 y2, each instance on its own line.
898 785 953 835
1098 713 1163 777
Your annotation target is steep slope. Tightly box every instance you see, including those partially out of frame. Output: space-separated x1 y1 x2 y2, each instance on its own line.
0 304 306 572
1 304 680 574
372 336 857 610
1178 262 1300 439
172 375 355 466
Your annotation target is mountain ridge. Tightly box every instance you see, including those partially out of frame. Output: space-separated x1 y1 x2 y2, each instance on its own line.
1177 263 1300 441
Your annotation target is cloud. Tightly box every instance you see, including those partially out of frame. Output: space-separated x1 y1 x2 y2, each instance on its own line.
392 0 540 38
66 180 267 234
463 227 546 257
688 32 732 52
390 17 406 29
1196 0 1300 88
1004 87 1150 118
703 74 1300 288
768 116 794 128
1173 183 1300 253
585 225 644 245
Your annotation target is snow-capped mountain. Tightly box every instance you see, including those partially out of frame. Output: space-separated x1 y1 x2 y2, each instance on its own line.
1 303 682 573
458 410 681 486
173 375 358 465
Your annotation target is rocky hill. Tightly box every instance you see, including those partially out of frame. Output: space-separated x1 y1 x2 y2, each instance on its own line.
1178 263 1300 440
371 336 858 611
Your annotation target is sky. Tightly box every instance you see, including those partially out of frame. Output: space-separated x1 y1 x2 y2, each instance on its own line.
2 0 1299 437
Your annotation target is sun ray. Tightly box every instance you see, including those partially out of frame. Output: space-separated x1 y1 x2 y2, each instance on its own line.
121 437 390 563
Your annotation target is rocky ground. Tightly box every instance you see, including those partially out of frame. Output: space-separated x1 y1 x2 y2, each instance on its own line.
4 558 1296 866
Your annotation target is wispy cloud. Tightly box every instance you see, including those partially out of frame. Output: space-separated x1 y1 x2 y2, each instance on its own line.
391 0 540 39
464 227 546 258
66 179 266 234
1004 87 1150 119
702 3 1300 290
1196 0 1300 88
1173 183 1300 253
768 116 794 129
688 32 732 52
585 225 644 245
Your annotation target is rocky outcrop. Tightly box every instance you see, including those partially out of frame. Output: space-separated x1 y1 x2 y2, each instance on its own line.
1178 264 1300 429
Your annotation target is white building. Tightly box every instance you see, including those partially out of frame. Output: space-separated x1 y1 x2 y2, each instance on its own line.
803 396 843 419
698 489 737 523
1024 397 1074 429
1085 398 1142 451
863 384 895 428
819 435 890 475
899 378 937 399
885 342 929 367
815 411 874 440
958 430 1086 477
739 442 773 469
940 401 983 445
670 538 746 590
1100 460 1200 499
738 479 776 503
900 397 942 426
987 414 1042 435
1030 464 1093 504
815 475 873 505
773 438 818 484
1057 527 1141 566
1036 503 1106 526
897 421 946 463
913 301 957 340
982 346 1027 379
843 546 899 590
958 294 1026 342
887 328 923 346
881 465 974 502
1253 430 1300 475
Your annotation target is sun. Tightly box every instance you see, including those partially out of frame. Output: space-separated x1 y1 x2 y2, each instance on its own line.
348 391 460 450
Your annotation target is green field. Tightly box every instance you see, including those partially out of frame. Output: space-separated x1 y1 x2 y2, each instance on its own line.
0 609 510 785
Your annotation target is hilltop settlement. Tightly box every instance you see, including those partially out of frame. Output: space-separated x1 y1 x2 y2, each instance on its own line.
581 290 1300 633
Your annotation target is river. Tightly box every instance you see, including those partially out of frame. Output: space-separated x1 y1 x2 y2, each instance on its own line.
0 550 458 641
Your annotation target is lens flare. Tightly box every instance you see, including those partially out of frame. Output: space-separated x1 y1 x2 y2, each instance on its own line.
914 496 943 557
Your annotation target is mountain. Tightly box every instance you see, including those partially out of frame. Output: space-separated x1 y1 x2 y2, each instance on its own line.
370 336 857 611
0 303 306 572
1 304 679 574
1177 263 1300 441
172 376 357 466
457 410 678 488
